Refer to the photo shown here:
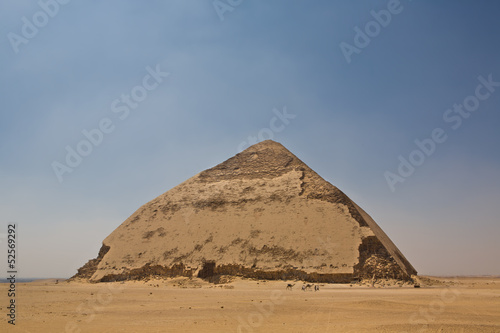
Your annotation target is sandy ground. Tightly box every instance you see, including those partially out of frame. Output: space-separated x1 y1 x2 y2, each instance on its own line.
1 276 499 332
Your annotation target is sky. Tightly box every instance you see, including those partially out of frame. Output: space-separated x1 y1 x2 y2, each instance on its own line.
0 0 499 278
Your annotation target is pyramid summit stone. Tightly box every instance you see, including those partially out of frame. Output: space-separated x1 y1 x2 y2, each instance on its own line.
72 140 417 283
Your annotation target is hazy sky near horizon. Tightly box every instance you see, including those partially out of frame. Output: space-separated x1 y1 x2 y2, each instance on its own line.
1 0 499 278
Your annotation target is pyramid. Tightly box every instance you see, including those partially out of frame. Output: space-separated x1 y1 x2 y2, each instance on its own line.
72 140 417 283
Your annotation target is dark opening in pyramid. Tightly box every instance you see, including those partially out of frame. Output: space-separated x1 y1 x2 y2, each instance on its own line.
72 140 417 283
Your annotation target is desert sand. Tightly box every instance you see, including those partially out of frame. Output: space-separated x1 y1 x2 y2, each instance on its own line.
2 276 499 332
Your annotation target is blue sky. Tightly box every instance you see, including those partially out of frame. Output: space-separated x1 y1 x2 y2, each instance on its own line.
1 0 499 278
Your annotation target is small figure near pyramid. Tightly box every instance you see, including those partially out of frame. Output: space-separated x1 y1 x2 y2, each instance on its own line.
71 140 417 283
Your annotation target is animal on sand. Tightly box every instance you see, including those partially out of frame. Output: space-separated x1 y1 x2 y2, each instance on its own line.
302 284 313 291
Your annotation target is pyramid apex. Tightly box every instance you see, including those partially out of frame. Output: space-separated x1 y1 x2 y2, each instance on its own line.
243 140 288 152
199 140 303 182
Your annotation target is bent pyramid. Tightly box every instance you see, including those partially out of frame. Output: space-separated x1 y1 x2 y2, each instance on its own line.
73 140 416 283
